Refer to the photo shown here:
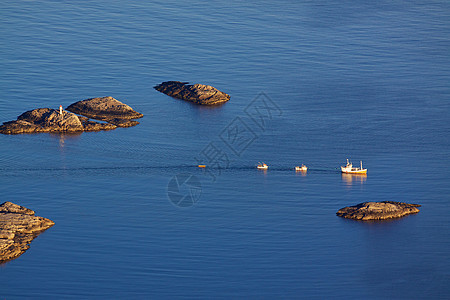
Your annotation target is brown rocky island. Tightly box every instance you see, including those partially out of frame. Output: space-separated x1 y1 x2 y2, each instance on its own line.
0 97 143 134
0 202 54 263
336 201 421 221
154 81 230 105
66 96 144 127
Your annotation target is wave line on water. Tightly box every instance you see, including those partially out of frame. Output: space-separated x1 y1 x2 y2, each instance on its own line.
0 165 342 174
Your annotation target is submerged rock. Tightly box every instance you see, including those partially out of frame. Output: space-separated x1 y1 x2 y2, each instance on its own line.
336 201 421 221
77 116 117 131
154 81 230 105
66 96 143 122
107 118 140 128
0 202 54 263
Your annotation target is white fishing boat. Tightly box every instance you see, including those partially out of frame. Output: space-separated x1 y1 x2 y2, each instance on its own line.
341 159 367 174
295 164 307 172
257 162 268 170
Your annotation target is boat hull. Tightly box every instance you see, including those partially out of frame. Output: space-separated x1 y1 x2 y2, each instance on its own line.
341 168 367 174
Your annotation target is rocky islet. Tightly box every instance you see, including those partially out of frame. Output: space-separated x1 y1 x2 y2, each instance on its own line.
0 202 54 263
154 81 230 105
336 201 421 221
0 97 143 134
66 96 144 122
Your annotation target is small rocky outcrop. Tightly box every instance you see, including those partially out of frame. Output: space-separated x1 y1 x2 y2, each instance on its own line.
0 108 85 134
1 97 143 134
336 201 421 221
154 81 230 105
66 97 143 123
0 202 54 263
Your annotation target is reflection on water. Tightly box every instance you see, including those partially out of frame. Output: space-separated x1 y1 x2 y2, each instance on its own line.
341 173 367 186
257 169 268 176
49 132 82 150
295 170 307 177
188 100 227 116
48 133 83 175
195 102 227 112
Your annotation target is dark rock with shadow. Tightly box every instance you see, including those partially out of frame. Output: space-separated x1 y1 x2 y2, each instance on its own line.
0 202 54 263
78 116 117 131
154 81 230 105
336 201 421 221
108 118 140 128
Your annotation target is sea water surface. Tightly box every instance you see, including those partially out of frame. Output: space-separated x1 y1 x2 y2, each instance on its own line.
1 0 449 298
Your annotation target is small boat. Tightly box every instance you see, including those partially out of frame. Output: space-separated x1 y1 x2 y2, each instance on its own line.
257 162 268 170
295 164 307 172
198 165 206 168
341 159 367 174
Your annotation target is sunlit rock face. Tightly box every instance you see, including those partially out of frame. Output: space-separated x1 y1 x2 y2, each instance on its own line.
0 202 54 263
336 201 421 221
154 81 230 105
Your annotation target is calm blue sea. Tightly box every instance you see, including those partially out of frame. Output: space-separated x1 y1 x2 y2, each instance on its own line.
1 0 449 298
